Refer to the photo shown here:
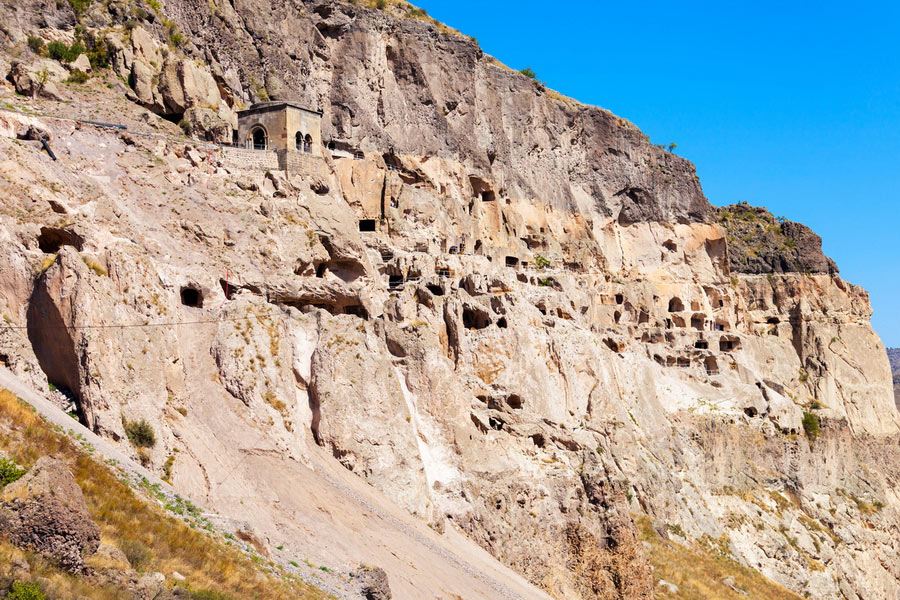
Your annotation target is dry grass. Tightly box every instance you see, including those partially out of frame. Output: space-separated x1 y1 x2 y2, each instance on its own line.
0 389 331 600
636 515 803 600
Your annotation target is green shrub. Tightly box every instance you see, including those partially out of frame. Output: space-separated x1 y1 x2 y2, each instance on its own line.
47 41 68 61
68 0 92 15
119 538 152 571
534 254 550 269
0 458 26 487
66 69 89 84
7 581 45 600
26 36 44 54
519 67 537 80
47 40 85 63
123 417 156 448
376 0 387 8
802 411 820 442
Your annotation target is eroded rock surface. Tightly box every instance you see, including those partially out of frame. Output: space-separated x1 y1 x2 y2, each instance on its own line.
0 457 100 572
0 2 897 599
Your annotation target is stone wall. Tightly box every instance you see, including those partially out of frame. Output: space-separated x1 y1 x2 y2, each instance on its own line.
221 147 327 178
277 149 328 177
221 147 279 172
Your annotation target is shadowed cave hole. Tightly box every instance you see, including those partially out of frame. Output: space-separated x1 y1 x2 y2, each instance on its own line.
180 287 202 308
463 307 491 330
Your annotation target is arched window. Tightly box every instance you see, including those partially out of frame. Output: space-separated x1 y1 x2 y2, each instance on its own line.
251 126 267 150
304 134 312 154
295 131 304 151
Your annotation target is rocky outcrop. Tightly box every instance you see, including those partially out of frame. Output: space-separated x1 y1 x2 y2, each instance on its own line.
717 203 838 274
351 565 392 600
0 457 100 572
0 3 897 599
889 348 900 408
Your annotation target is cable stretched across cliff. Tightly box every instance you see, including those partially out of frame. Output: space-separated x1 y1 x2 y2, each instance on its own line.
0 309 286 333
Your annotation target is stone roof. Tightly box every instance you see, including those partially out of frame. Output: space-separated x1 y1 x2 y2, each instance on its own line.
237 101 322 117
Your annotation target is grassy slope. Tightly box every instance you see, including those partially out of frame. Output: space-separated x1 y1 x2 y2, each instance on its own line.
636 516 803 600
0 389 330 600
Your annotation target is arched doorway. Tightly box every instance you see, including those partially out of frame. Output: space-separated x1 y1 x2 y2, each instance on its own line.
251 126 267 150
303 134 312 153
295 131 304 151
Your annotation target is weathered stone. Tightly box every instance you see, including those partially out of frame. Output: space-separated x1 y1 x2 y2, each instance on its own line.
69 54 91 73
0 457 100 572
351 565 391 600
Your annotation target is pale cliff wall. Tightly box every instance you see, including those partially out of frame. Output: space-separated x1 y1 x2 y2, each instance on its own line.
0 2 899 600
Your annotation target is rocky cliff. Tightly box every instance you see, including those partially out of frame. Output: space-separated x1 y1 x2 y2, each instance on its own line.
889 348 900 408
0 1 899 599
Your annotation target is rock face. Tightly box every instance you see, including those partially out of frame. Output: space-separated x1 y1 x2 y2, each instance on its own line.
351 565 392 600
717 203 838 274
889 348 900 408
0 2 898 599
0 457 100 572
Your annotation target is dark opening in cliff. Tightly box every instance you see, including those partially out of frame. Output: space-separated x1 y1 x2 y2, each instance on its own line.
668 297 684 312
481 190 495 202
691 314 705 330
463 306 491 330
694 340 709 350
37 227 84 253
388 275 403 290
358 219 376 232
505 256 519 268
720 336 741 352
705 356 719 375
27 278 85 425
180 287 202 308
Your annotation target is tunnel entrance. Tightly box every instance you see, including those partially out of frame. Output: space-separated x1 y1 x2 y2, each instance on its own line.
180 287 203 308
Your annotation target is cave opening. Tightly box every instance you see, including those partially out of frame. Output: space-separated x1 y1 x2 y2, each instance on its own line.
180 287 203 308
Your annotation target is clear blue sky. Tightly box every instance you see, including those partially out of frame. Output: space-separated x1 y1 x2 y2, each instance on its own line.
416 0 900 347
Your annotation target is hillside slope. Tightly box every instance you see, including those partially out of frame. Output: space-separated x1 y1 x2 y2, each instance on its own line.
0 1 899 599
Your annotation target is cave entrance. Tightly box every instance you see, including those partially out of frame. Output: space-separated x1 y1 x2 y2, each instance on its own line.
505 256 519 268
668 297 684 312
358 219 376 232
462 307 491 330
180 287 203 308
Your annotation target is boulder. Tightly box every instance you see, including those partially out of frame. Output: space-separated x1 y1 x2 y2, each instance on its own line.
69 54 91 73
131 59 163 111
351 565 392 600
6 61 65 100
0 457 100 572
180 107 231 143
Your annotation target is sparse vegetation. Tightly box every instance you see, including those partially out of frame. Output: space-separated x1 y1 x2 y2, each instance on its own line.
47 40 86 63
119 538 152 571
26 35 44 55
67 69 90 84
637 515 803 599
82 256 108 276
802 411 820 442
519 67 537 80
7 581 45 600
0 457 26 487
122 416 157 448
0 389 329 599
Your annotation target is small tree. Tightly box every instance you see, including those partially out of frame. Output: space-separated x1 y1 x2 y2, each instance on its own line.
802 411 820 442
519 67 537 80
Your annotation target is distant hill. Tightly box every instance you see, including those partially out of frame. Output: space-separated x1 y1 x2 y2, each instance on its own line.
889 348 900 408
